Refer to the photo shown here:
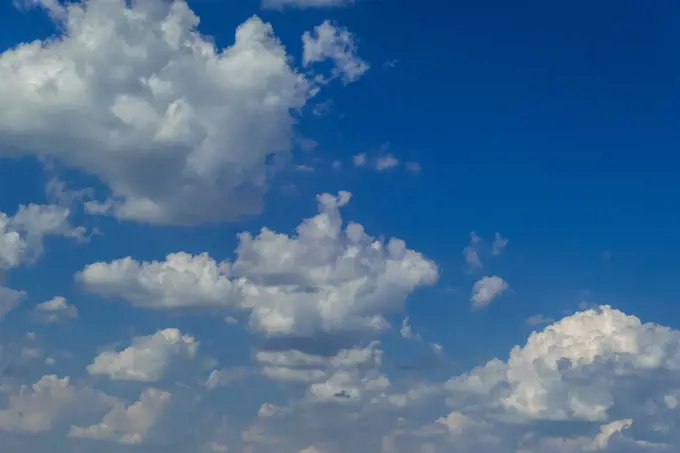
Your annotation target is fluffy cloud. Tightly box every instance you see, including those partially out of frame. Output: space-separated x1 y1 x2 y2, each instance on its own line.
0 0 366 225
0 204 82 270
375 155 400 171
34 296 78 323
303 21 369 84
78 192 438 337
0 375 114 433
69 387 171 445
262 0 354 10
88 328 199 382
445 306 680 423
470 276 509 309
76 252 241 309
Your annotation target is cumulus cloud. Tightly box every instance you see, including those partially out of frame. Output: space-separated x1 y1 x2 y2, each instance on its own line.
78 192 438 337
303 21 369 84
69 387 171 445
0 374 114 433
0 204 83 269
470 276 509 309
88 328 199 382
0 0 367 226
262 0 354 10
446 306 680 422
34 296 78 323
76 252 241 310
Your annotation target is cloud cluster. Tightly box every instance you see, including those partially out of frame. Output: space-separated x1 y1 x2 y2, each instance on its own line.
78 192 439 338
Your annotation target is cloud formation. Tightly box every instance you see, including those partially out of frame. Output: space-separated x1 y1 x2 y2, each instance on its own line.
0 0 367 225
78 192 439 338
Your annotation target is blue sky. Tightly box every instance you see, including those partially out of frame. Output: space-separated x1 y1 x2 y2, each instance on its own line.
0 0 679 452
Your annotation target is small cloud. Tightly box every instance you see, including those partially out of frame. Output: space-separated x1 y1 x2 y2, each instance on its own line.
206 368 249 390
463 232 483 270
400 317 413 339
383 59 398 69
526 314 554 326
491 232 508 256
34 296 78 323
312 99 334 117
296 137 318 152
375 154 399 171
295 164 314 173
224 316 238 325
332 160 342 169
353 153 366 167
470 276 509 310
405 162 421 174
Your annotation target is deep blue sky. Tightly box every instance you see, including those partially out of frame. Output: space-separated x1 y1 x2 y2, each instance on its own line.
0 1 679 451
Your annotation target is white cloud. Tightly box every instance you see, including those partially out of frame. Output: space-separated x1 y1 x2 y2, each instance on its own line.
353 153 367 166
446 306 680 423
400 317 414 339
303 21 369 84
376 155 400 171
78 192 438 337
76 252 242 310
0 375 114 433
0 286 25 320
585 419 633 451
88 328 199 382
262 0 354 10
0 204 82 270
0 0 366 226
491 233 508 256
462 232 482 270
69 387 171 445
470 276 509 309
34 296 78 323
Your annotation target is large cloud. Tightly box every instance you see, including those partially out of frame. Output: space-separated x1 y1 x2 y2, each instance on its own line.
445 305 680 422
77 192 439 337
0 0 367 225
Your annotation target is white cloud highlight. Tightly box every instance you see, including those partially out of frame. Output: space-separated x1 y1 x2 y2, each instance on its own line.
87 328 199 382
